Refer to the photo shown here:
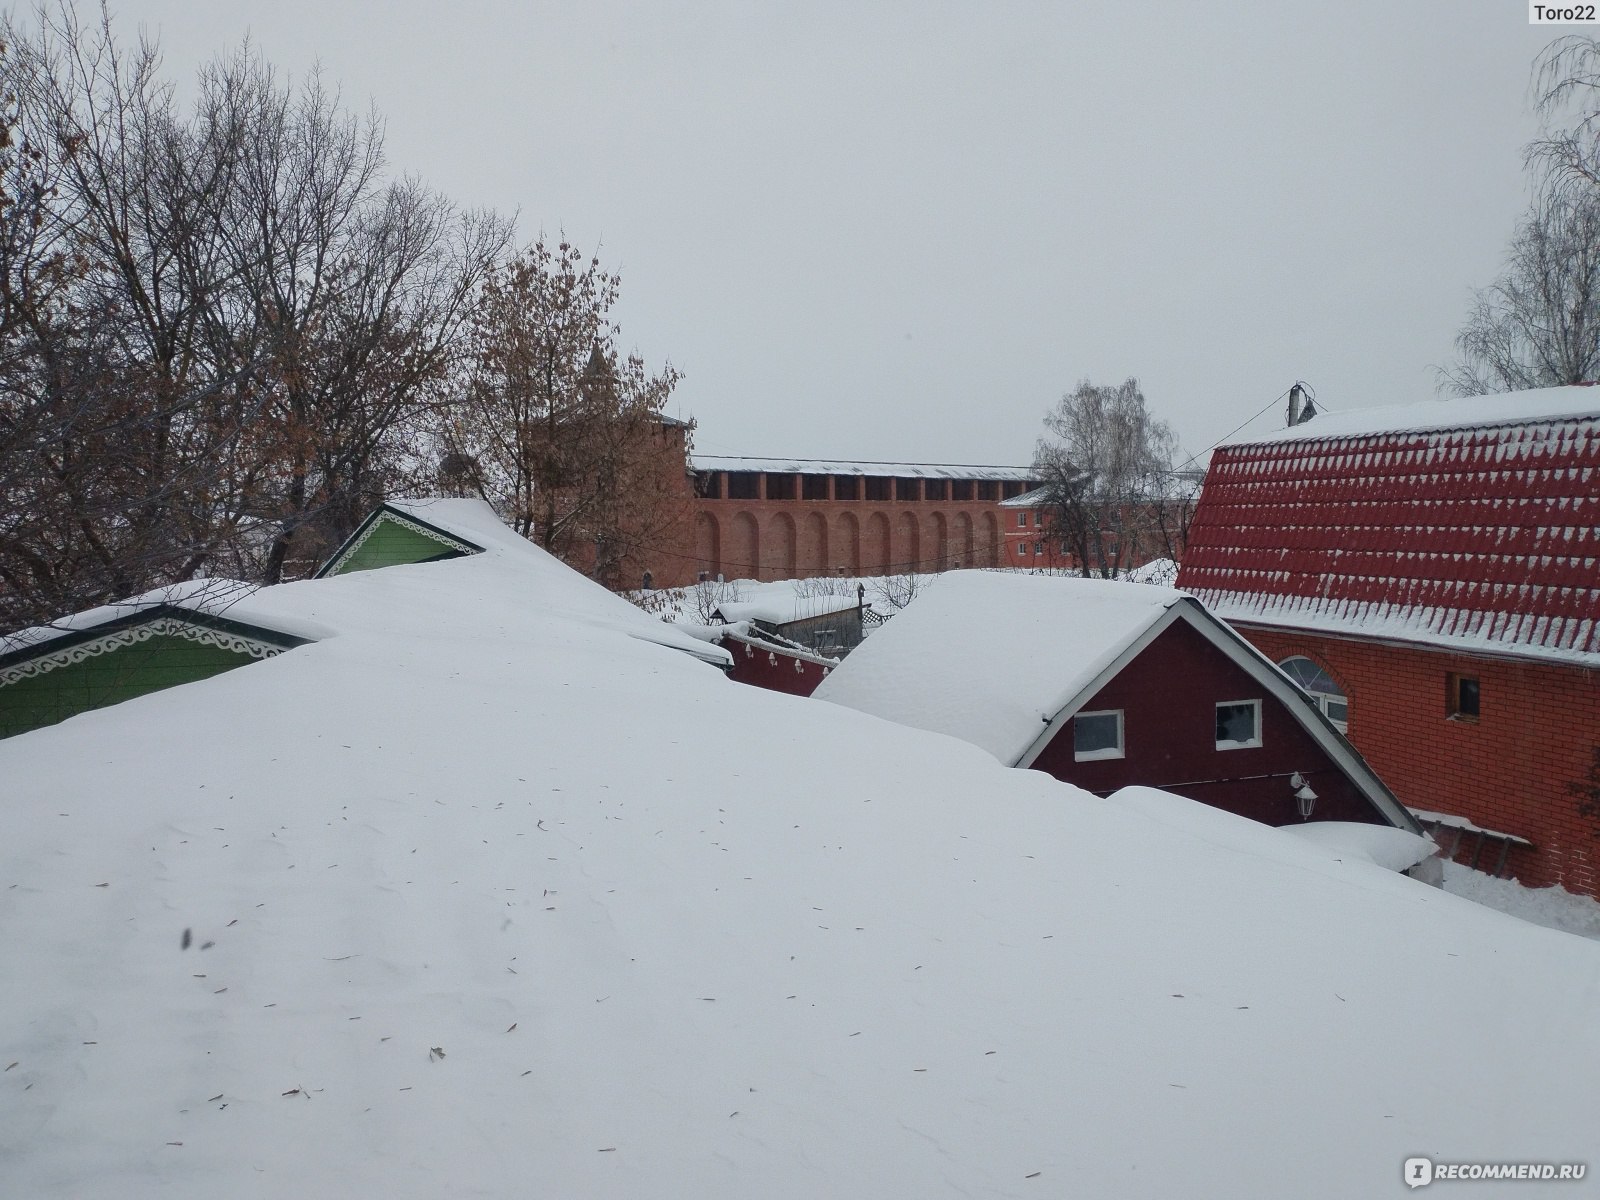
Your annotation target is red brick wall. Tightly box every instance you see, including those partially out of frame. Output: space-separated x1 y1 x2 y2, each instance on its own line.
692 492 1009 583
1236 625 1600 896
1030 621 1387 827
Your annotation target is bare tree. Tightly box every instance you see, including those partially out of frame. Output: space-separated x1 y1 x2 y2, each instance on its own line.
691 575 744 624
1444 37 1600 396
1033 378 1180 579
1529 35 1600 198
204 51 511 581
0 4 511 628
1444 189 1600 395
0 9 260 627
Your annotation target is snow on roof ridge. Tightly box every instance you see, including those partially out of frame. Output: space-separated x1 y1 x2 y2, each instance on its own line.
690 455 1037 480
1227 384 1600 449
715 593 862 625
1194 587 1600 669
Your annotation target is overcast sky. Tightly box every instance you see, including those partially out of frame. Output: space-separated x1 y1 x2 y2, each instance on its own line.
98 0 1556 465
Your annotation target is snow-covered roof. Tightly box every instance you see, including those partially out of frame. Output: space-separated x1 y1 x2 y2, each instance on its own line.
815 572 1185 765
2 499 731 672
998 486 1048 507
1181 386 1600 666
1235 384 1600 447
3 533 1598 1195
690 455 1037 481
814 570 1415 830
0 579 333 660
714 591 861 626
1123 557 1179 587
1279 820 1438 873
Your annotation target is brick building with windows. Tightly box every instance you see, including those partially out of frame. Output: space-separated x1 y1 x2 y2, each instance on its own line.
996 486 1196 574
1177 386 1600 895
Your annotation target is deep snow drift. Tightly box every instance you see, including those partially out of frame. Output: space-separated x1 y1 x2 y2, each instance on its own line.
3 520 1599 1199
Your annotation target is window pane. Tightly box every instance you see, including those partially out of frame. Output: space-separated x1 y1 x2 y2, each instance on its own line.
1075 711 1122 758
1325 698 1349 725
1279 656 1343 697
1216 701 1259 747
1458 677 1479 717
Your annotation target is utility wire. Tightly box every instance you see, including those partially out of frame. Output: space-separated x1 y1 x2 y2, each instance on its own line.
1186 387 1294 467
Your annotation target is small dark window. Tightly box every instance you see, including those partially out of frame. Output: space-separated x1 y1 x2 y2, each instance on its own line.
765 473 796 500
1216 700 1262 749
802 474 829 500
727 472 760 500
834 475 860 501
951 479 973 501
895 477 920 501
1448 674 1480 721
865 476 891 501
976 481 998 501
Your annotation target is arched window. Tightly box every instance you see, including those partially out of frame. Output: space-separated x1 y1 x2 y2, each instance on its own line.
1279 656 1349 733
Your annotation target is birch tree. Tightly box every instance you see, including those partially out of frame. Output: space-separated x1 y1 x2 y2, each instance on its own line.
1032 378 1180 579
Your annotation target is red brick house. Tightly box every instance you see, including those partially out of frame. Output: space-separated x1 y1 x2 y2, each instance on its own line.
814 571 1419 833
998 487 1193 574
1177 386 1600 894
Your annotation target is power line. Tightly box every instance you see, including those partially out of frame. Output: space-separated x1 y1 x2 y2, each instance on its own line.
1186 387 1294 467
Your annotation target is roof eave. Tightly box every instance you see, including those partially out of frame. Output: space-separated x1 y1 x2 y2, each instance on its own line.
0 603 311 674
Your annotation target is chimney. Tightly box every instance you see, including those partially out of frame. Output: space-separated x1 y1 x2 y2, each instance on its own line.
1287 382 1317 427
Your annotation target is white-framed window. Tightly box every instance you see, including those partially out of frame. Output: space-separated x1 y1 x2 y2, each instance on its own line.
1215 699 1262 749
1016 512 1028 528
1278 656 1348 734
1015 543 1027 557
1074 709 1124 761
1034 542 1044 556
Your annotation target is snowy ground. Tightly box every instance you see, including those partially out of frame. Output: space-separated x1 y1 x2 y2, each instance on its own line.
1441 862 1600 942
4 516 1600 1199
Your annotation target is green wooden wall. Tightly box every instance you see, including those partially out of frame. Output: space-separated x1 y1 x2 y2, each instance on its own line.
332 517 466 575
0 634 260 739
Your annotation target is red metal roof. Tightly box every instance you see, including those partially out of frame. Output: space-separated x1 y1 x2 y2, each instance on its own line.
1177 400 1600 664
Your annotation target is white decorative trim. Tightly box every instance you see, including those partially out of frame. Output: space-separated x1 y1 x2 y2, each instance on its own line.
0 618 288 686
326 511 478 576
